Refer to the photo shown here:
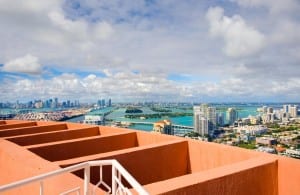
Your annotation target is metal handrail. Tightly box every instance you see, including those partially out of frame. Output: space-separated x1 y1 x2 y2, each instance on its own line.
0 159 149 195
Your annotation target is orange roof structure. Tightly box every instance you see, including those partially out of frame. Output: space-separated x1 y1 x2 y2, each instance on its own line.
0 120 300 194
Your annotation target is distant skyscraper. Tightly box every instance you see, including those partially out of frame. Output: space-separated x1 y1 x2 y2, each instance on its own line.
193 104 216 136
54 97 58 108
262 106 268 114
267 107 273 114
216 112 224 127
199 117 208 135
283 105 289 113
207 106 217 132
289 105 298 118
108 98 112 107
193 106 201 135
226 108 238 125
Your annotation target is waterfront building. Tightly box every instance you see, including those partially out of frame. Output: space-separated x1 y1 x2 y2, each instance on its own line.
199 117 208 136
267 107 273 114
285 149 300 158
256 137 277 146
193 105 203 135
235 125 267 136
216 112 224 127
83 115 104 125
256 146 276 154
289 105 298 118
242 118 251 125
249 115 260 125
262 106 268 114
193 104 216 136
283 104 289 113
153 119 173 135
108 98 112 107
226 108 238 125
262 113 275 124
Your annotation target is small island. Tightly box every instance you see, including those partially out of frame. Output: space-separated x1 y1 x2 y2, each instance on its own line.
125 107 143 113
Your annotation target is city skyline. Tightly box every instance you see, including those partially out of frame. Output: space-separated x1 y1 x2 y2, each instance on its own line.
1 0 300 102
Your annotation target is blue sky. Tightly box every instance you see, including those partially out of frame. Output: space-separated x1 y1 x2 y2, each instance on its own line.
0 0 300 102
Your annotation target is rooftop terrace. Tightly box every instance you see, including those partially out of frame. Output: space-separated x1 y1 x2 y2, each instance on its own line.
0 120 300 194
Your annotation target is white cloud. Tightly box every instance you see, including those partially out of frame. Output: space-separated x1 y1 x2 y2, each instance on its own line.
2 54 42 74
93 22 115 41
206 6 265 58
0 1 300 102
231 0 300 14
2 70 300 102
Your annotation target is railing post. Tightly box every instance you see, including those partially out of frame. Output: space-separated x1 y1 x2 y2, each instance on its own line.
84 165 90 195
39 181 44 195
111 163 116 195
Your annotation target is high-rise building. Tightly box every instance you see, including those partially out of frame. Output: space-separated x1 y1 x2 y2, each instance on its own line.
262 106 268 114
207 106 217 132
193 104 216 136
267 107 273 114
283 105 289 113
199 117 208 135
226 108 238 125
54 98 58 108
217 113 224 127
108 98 112 107
289 105 298 118
193 106 201 135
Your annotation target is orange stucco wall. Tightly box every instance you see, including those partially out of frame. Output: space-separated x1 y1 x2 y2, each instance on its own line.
135 131 179 145
65 140 189 187
187 139 262 172
6 126 100 146
1 120 300 195
277 156 300 195
0 121 37 130
144 157 278 195
0 123 67 137
0 140 104 195
28 132 138 161
98 125 133 134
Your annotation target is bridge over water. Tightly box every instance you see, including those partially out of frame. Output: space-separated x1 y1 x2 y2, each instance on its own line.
120 121 194 135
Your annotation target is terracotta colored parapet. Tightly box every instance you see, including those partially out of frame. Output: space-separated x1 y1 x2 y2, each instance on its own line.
27 132 138 161
135 131 179 145
0 121 37 130
0 140 104 195
187 139 262 172
1 120 300 195
6 126 100 146
278 156 300 195
59 140 189 186
144 157 278 195
0 121 6 125
0 123 67 137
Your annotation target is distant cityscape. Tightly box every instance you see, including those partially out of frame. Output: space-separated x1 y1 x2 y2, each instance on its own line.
193 103 300 159
0 98 299 159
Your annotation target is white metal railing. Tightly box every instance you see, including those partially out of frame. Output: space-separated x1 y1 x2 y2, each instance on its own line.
0 159 149 195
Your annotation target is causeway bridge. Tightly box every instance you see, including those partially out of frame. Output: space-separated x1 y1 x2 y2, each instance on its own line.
120 121 194 134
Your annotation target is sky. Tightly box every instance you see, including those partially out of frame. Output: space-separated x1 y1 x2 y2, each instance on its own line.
0 0 300 103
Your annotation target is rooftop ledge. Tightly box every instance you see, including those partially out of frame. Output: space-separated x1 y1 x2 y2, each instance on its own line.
0 120 300 195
